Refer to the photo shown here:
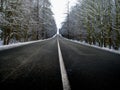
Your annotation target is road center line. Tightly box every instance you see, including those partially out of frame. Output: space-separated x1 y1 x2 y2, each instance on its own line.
57 39 71 90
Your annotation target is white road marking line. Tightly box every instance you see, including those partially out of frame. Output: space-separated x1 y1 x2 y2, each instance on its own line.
57 39 71 90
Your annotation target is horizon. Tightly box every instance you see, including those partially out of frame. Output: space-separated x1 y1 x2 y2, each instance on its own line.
51 0 77 29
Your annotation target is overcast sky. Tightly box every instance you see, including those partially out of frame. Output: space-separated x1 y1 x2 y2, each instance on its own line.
51 0 77 29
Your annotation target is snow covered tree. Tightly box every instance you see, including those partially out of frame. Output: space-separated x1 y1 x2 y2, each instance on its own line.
0 0 56 45
60 0 120 50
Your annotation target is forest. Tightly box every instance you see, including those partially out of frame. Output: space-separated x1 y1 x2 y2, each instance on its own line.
0 0 57 45
60 0 120 50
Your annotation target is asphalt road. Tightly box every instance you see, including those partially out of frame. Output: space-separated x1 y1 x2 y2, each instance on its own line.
59 36 120 90
0 35 120 90
0 37 63 90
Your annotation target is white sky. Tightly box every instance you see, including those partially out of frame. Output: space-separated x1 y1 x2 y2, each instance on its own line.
50 0 77 29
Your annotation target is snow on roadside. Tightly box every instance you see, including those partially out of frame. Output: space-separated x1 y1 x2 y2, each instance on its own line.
64 37 120 55
0 40 43 51
0 34 57 51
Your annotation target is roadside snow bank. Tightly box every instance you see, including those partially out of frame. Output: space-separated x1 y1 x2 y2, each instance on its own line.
0 34 57 51
64 38 120 55
0 40 42 51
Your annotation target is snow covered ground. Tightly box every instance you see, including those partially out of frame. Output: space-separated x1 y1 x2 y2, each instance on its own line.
0 34 57 51
0 40 43 51
64 37 120 55
0 34 120 55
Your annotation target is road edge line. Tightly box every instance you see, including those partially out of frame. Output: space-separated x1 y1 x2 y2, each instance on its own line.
57 39 71 90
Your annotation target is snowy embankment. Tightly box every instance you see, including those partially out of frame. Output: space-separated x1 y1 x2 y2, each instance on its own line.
64 37 120 55
0 40 43 51
0 34 57 51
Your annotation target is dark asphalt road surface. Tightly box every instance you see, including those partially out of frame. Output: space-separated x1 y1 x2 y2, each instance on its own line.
0 35 120 90
59 36 120 90
0 37 63 90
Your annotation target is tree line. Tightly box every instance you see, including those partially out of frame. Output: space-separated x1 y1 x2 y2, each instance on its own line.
60 0 120 50
0 0 57 45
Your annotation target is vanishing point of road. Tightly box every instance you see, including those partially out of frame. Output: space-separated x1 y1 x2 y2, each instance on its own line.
0 35 120 90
